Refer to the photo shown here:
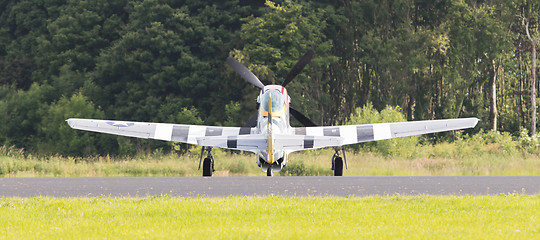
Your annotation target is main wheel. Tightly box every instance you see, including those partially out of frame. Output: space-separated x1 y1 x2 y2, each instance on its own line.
267 167 273 176
202 157 213 177
334 157 343 176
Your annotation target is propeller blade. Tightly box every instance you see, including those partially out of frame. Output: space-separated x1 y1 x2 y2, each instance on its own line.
226 57 265 89
282 50 315 87
290 107 317 127
243 113 258 128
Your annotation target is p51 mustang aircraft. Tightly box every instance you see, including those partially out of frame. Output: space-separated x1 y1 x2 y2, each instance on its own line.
67 50 478 176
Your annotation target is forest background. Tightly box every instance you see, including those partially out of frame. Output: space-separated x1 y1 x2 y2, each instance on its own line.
1 0 540 157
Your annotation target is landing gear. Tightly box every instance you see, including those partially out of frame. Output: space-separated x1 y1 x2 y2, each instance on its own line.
332 147 348 176
333 157 343 176
199 147 214 177
203 157 214 177
267 167 273 176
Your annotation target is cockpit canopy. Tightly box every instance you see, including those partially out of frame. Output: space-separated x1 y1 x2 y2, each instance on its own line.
260 89 286 117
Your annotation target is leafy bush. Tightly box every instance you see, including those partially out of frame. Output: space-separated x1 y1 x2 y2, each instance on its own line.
419 130 522 159
0 84 54 151
282 160 332 176
452 130 517 156
37 92 116 156
512 128 540 153
347 103 418 158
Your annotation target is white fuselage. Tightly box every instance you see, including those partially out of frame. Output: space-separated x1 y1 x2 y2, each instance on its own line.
255 85 293 172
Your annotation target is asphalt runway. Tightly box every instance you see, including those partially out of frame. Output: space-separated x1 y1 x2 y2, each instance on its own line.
1 176 539 197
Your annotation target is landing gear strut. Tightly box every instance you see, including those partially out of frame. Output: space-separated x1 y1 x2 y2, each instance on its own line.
267 167 273 176
199 147 214 177
332 147 348 176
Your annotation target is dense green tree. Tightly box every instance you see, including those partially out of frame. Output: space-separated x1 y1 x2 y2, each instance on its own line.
232 0 338 125
37 92 115 155
0 57 36 90
0 83 55 150
0 0 539 155
34 0 128 82
519 0 540 136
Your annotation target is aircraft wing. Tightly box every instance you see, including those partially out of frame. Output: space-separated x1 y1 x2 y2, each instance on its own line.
292 117 479 146
66 118 256 146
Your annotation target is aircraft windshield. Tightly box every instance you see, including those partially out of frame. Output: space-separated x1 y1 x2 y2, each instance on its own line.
261 89 285 117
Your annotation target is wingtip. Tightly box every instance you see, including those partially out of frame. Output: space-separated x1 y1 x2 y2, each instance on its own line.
65 118 76 128
473 117 480 127
225 56 236 64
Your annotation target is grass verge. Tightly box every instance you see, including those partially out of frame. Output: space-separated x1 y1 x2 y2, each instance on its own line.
0 195 538 239
2 140 540 177
1 147 540 177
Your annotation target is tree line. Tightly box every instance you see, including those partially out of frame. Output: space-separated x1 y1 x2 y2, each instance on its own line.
0 0 539 156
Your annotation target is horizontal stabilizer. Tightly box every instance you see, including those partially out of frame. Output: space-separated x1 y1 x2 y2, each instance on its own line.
197 134 343 153
273 135 342 151
197 134 268 153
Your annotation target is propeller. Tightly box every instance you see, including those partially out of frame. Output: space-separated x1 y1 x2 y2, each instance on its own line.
227 50 317 127
243 113 258 128
226 57 265 89
282 49 315 87
290 107 317 127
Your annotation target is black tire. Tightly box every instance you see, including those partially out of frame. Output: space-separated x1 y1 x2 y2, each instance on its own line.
267 167 273 176
202 157 213 177
334 157 343 176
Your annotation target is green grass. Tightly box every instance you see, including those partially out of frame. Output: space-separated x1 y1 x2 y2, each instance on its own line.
0 195 538 239
2 141 540 177
1 147 540 177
